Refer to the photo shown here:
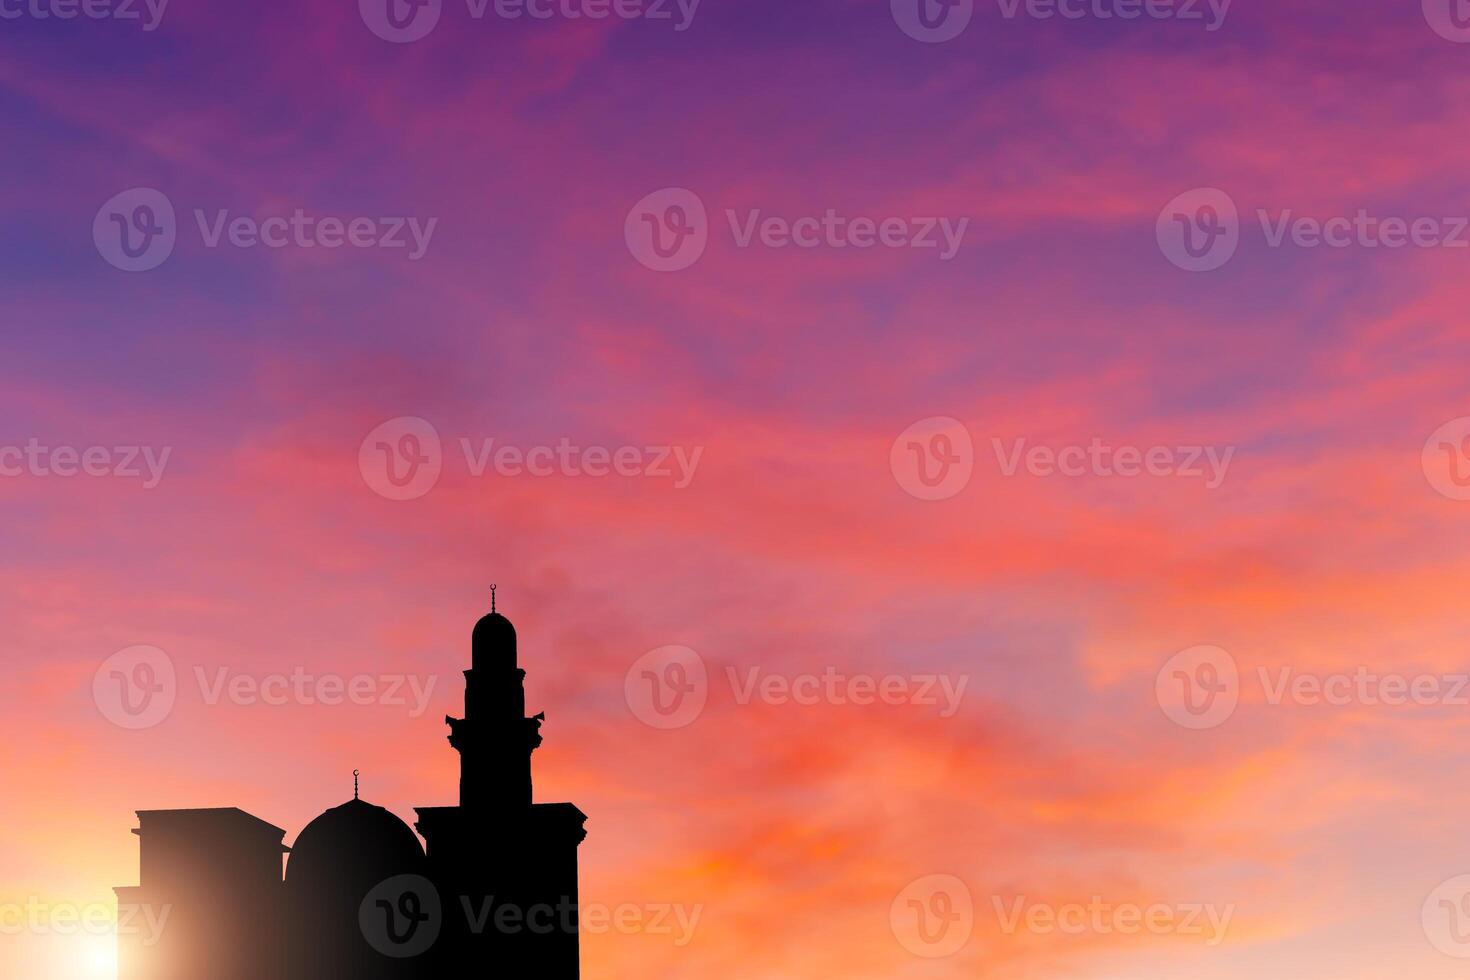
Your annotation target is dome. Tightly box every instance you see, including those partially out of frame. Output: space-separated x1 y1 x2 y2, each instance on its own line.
472 610 517 670
283 797 427 980
285 797 425 891
473 610 515 644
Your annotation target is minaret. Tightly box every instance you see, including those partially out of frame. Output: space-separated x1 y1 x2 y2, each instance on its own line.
445 586 545 811
415 588 587 979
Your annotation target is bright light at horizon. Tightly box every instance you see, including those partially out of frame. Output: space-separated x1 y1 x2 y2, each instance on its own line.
77 934 117 979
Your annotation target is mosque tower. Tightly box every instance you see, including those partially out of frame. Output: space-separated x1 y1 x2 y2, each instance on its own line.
415 588 588 977
445 585 545 810
116 588 587 978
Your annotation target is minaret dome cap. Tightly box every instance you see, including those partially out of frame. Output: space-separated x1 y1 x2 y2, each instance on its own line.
473 610 516 643
472 586 517 670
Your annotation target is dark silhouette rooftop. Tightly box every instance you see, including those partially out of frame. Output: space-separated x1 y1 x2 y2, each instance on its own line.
115 589 588 979
286 795 426 890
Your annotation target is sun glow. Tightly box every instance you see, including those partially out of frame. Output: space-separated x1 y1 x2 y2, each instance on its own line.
77 934 118 979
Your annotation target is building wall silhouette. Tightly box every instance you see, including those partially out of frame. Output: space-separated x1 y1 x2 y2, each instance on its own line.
115 598 587 978
115 808 289 980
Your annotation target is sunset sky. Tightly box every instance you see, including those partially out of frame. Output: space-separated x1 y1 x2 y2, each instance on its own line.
6 0 1470 976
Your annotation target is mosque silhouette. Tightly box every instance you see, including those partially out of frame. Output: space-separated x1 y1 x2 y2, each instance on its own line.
114 590 588 978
